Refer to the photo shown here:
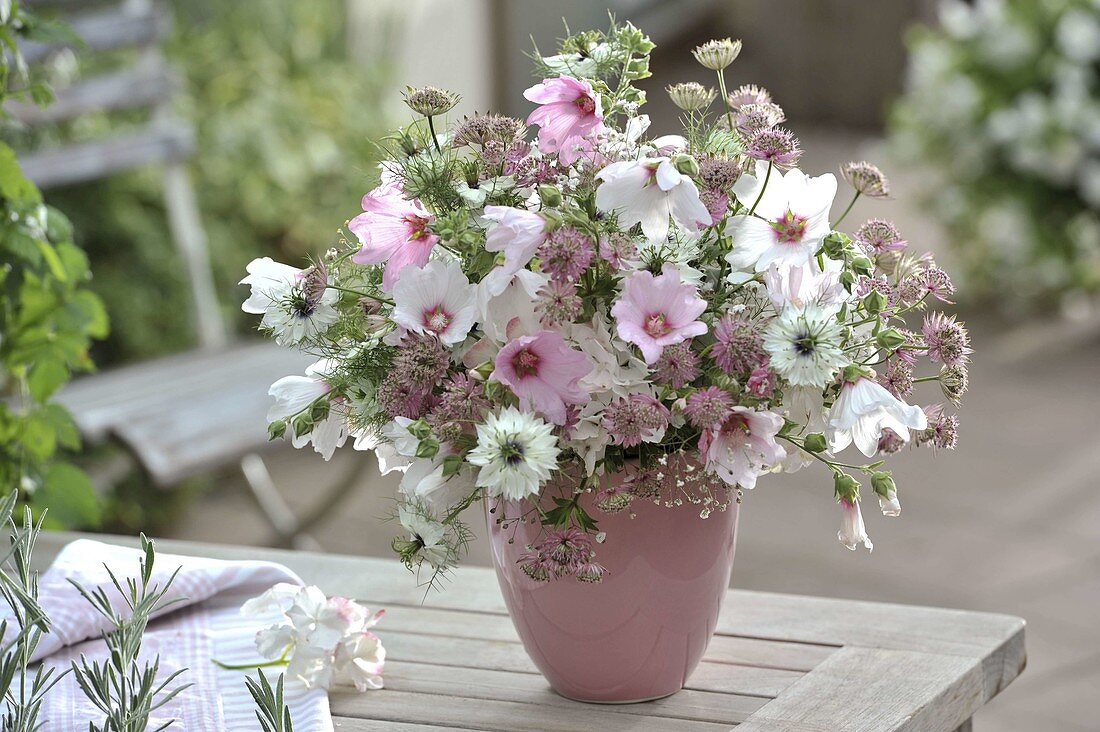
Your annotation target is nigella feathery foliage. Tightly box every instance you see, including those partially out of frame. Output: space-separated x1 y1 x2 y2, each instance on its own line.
69 535 191 732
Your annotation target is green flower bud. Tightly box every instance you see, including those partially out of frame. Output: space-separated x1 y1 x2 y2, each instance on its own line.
292 414 312 437
822 231 851 259
839 270 857 291
851 255 874 275
442 453 465 478
871 471 896 498
537 184 562 208
267 420 287 441
408 418 433 440
833 472 861 502
803 433 827 453
862 289 888 314
672 153 700 178
875 328 906 351
416 438 440 459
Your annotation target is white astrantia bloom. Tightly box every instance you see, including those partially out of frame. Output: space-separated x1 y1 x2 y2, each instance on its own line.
595 157 711 244
398 506 450 569
467 407 560 501
725 162 837 272
391 259 477 346
268 359 348 460
827 377 928 457
838 498 873 552
241 257 338 345
762 305 847 388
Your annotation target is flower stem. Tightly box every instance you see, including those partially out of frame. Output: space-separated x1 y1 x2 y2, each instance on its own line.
326 284 393 305
716 69 735 132
426 115 442 153
213 658 289 671
748 162 772 216
834 191 860 227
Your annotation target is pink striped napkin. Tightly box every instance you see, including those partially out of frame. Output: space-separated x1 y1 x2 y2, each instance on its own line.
4 539 334 731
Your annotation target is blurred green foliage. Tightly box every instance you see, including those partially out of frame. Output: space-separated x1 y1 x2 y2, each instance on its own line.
43 0 393 364
0 1 105 527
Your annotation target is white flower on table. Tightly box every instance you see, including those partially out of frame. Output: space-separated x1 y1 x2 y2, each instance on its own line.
243 583 386 692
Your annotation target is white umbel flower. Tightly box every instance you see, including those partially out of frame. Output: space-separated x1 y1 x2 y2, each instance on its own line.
467 407 560 501
827 377 928 457
763 305 847 387
240 257 338 345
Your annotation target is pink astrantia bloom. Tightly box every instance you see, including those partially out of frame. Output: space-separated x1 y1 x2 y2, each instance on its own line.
612 264 708 364
838 498 873 551
391 259 477 346
726 161 837 272
698 406 787 489
827 376 928 458
350 186 438 292
524 75 604 165
492 330 592 425
595 157 711 244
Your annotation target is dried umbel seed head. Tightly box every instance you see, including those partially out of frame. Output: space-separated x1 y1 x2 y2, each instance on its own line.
939 364 969 406
840 161 891 199
692 38 743 71
666 82 717 112
403 85 460 116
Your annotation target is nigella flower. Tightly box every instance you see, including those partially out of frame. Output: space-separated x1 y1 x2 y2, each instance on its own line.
602 393 671 448
854 219 907 254
726 162 837 272
840 161 891 199
922 312 972 367
698 406 787 489
594 157 711 245
537 225 595 283
684 386 735 430
827 376 927 457
467 407 560 501
744 127 802 168
243 583 386 692
523 75 604 165
240 257 339 346
611 264 708 365
397 506 450 568
652 341 701 388
392 260 478 346
762 305 847 388
350 186 438 292
712 315 767 375
492 330 592 425
837 498 873 551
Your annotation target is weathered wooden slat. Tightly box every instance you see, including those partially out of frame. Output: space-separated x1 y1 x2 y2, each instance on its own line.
20 5 168 65
735 646 981 732
18 123 194 188
331 722 482 732
330 688 731 731
6 63 177 126
331 662 766 725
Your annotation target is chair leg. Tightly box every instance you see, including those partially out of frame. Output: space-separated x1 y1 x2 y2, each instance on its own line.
953 719 973 732
240 454 323 551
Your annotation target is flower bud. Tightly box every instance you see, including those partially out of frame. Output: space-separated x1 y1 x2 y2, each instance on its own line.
403 85 460 117
851 255 874 275
666 82 717 112
268 419 287 441
822 231 851 260
416 438 440 459
672 153 700 178
833 472 861 502
408 418 433 440
862 289 888 314
875 328 906 351
803 433 827 453
692 38 743 71
537 184 562 208
840 160 891 199
839 270 857 291
871 471 900 517
442 453 465 478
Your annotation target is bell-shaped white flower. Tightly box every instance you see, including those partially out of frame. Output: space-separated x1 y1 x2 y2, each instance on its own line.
838 498 873 551
827 377 927 457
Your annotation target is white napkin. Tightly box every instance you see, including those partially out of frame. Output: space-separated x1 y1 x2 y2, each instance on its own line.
3 539 334 731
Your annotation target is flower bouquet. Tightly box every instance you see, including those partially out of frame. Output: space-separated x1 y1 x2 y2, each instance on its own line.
243 23 970 702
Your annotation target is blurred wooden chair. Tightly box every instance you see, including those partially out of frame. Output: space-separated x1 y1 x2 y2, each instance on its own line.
9 0 366 548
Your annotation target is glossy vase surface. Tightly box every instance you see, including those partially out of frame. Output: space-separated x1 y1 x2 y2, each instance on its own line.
486 468 740 703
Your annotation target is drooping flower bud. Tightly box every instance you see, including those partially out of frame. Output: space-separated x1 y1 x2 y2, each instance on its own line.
871 471 900 516
840 161 891 199
692 38 743 71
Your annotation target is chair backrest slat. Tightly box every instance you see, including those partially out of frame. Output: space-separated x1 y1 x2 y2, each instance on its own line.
20 4 168 66
6 61 177 126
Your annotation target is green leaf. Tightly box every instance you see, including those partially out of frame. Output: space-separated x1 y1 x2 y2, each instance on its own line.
35 463 101 529
35 239 68 281
27 357 69 402
40 403 81 450
0 143 40 204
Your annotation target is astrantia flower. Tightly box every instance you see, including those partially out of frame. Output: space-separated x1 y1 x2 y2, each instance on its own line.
452 113 526 148
468 407 560 500
878 358 914 397
684 386 735 429
939 363 969 406
241 257 339 346
392 259 477 346
667 82 716 112
350 187 438 292
403 85 460 116
712 315 767 375
726 83 772 109
827 376 928 457
726 162 837 271
692 38 742 70
492 330 592 425
598 232 637 270
837 498 873 551
897 266 956 304
538 225 595 283
699 406 786 489
652 340 701 387
244 583 386 692
734 102 786 136
763 305 847 387
745 127 802 168
602 393 670 448
595 157 711 245
840 161 891 199
854 219 907 255
524 75 604 165
917 404 959 452
536 279 583 327
922 312 972 367
612 264 708 365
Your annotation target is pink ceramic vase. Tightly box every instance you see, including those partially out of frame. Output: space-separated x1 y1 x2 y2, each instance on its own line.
486 463 740 703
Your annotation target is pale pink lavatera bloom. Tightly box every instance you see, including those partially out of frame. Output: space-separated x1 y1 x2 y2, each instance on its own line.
838 498 873 551
492 330 592 425
698 406 787 490
350 186 438 292
595 157 711 244
827 376 927 458
268 359 349 460
611 263 708 364
391 259 477 346
524 75 604 165
481 205 548 286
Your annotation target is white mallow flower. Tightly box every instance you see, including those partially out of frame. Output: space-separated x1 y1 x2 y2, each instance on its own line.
838 498 873 552
595 157 711 244
399 454 476 512
763 305 848 388
397 506 450 568
467 407 560 501
268 359 348 460
827 377 928 458
353 417 418 475
475 268 547 344
243 583 386 692
391 259 477 346
726 162 837 272
780 386 828 473
240 257 338 345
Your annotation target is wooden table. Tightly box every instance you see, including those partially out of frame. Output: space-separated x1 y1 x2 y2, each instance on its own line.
38 533 1025 731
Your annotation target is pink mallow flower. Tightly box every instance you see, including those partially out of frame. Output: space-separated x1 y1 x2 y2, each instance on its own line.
492 330 592 425
391 259 477 346
698 406 787 489
524 75 604 165
351 186 438 292
612 264 708 365
827 376 927 458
